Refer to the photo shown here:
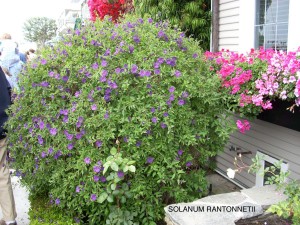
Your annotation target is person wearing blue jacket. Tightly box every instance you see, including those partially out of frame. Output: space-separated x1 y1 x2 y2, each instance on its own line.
0 66 17 225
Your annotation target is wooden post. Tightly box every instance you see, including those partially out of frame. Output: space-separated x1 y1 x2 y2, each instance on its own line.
211 0 219 52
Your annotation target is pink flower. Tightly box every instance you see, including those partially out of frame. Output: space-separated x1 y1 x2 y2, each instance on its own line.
236 120 251 133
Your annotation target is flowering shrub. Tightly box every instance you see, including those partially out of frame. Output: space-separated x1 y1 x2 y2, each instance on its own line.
7 15 235 224
205 48 300 133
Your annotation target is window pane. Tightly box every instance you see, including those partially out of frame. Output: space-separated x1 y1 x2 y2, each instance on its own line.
276 23 288 51
265 24 276 49
265 0 277 24
255 25 265 49
256 0 266 25
277 0 289 22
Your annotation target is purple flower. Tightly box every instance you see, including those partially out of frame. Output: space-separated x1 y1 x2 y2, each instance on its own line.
93 166 101 173
75 91 81 98
48 147 53 154
67 143 74 150
166 57 177 67
49 128 57 136
37 135 44 145
104 112 109 119
160 123 167 129
93 175 100 182
123 137 128 143
154 69 160 75
101 60 108 67
39 121 45 129
169 94 175 101
174 70 181 77
60 109 69 116
76 186 81 193
102 70 108 77
152 117 158 123
55 198 60 205
139 70 151 77
62 76 69 82
63 116 69 123
186 161 192 167
158 30 165 38
95 140 102 148
104 48 110 56
163 112 169 117
181 91 189 98
193 53 198 58
129 45 134 53
169 86 175 93
100 176 107 183
148 18 153 23
117 171 124 178
90 194 97 201
92 62 98 70
41 151 47 158
150 107 156 113
131 64 138 74
40 81 49 87
178 99 185 105
146 157 154 164
108 80 118 89
136 141 142 147
133 35 140 43
177 149 183 156
91 104 97 111
84 157 91 164
41 59 47 65
115 67 122 74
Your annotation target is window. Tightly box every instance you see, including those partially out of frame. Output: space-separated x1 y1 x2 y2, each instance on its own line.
255 0 289 51
255 151 288 187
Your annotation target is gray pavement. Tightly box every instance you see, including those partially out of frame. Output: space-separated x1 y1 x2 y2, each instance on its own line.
0 172 30 225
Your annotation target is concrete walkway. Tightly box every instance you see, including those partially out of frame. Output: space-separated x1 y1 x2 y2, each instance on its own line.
0 173 30 225
165 185 287 225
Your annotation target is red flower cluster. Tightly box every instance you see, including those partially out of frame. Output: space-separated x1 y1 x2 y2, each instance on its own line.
87 0 127 21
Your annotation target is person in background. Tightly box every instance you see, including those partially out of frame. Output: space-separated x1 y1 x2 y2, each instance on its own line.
26 49 36 62
0 66 17 225
15 43 26 64
0 33 23 90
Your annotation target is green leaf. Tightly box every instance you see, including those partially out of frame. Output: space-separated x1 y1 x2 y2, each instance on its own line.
110 147 117 155
107 195 114 203
128 165 136 173
111 183 116 191
97 192 108 203
111 162 119 171
123 165 129 172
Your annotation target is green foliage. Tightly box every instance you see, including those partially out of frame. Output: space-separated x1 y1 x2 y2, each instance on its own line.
7 15 235 224
249 157 300 224
29 194 76 225
133 0 211 50
267 180 300 225
23 17 57 48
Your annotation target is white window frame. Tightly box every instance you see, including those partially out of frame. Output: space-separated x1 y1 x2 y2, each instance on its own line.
238 0 300 52
255 151 289 187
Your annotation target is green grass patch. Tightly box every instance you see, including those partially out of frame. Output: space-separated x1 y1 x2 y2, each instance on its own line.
29 194 76 225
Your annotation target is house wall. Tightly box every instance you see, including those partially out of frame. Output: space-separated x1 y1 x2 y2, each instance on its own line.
218 0 240 51
216 118 300 188
216 0 300 188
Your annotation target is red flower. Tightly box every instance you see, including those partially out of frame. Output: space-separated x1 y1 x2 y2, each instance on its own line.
88 0 128 21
